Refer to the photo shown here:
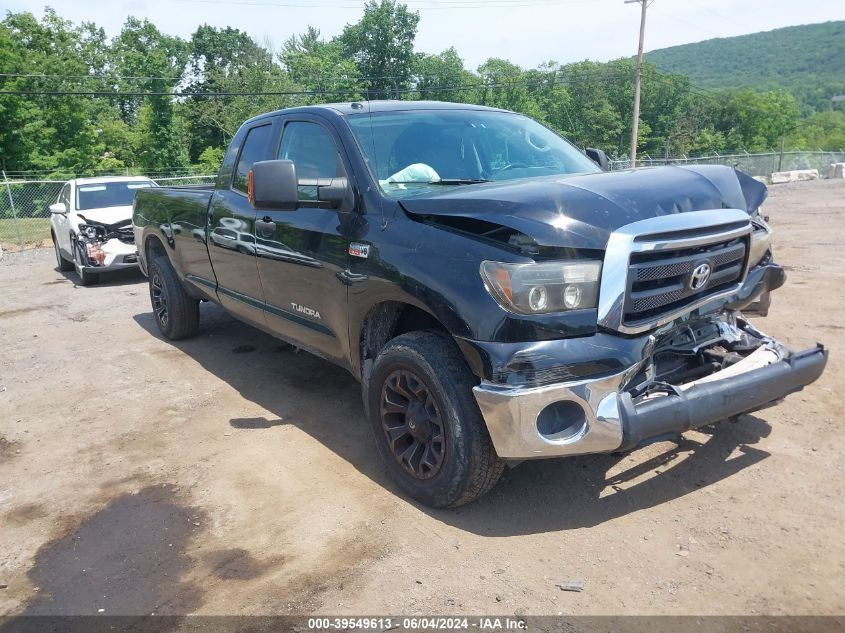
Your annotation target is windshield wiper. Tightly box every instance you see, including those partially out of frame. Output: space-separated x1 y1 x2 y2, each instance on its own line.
386 178 491 185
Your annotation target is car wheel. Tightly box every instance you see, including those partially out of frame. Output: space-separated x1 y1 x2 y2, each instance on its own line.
52 232 73 271
148 256 200 340
366 331 505 508
72 237 98 286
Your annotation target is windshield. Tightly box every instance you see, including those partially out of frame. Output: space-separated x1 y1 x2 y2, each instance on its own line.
347 109 600 199
76 181 155 211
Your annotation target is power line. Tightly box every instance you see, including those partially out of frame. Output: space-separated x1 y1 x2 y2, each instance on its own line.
0 72 185 81
0 64 722 104
174 0 607 8
1 66 637 84
684 0 738 27
0 67 642 92
0 67 664 98
649 5 721 39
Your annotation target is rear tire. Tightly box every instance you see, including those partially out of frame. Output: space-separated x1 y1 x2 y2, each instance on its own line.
366 331 504 508
148 256 200 340
52 233 73 272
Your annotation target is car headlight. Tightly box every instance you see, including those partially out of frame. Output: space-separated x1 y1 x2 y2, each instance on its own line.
748 216 772 267
480 260 602 315
79 224 101 240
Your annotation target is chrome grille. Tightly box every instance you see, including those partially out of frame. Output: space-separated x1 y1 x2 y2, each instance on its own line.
624 236 748 324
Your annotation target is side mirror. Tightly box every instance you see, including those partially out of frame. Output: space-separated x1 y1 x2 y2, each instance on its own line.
318 177 350 210
585 147 610 172
249 160 298 211
49 202 67 215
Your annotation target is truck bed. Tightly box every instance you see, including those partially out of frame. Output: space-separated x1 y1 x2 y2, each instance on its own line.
133 185 216 284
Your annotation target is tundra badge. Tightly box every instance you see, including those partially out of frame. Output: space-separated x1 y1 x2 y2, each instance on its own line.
291 303 322 319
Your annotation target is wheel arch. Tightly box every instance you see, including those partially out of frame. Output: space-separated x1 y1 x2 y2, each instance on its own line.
357 300 480 382
144 233 168 264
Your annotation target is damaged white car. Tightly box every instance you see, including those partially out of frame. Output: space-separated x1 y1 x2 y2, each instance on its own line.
49 176 155 285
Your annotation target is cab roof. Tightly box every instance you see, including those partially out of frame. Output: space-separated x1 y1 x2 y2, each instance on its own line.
245 100 510 125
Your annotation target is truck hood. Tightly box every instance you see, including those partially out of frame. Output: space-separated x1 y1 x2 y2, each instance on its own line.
76 205 134 226
399 165 767 250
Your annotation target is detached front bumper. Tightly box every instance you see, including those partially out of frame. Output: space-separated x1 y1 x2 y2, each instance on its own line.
473 340 827 459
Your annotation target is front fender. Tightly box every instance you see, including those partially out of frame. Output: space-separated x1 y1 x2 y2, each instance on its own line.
348 216 600 376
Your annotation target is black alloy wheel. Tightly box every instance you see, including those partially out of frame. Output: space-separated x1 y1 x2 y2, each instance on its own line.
147 256 200 340
151 270 169 329
366 331 505 508
380 368 446 480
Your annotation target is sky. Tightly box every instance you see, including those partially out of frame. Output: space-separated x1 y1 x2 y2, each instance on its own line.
4 0 845 70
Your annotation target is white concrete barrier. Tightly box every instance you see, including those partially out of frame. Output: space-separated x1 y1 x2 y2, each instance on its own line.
771 169 820 184
826 163 845 179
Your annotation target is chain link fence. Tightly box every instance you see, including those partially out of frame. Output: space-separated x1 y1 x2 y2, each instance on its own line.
3 151 844 253
0 173 215 252
609 150 845 177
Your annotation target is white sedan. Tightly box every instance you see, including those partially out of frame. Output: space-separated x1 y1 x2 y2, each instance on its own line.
49 176 156 285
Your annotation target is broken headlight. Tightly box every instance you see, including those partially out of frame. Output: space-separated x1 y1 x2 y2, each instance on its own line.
480 260 601 315
748 213 772 267
79 223 104 240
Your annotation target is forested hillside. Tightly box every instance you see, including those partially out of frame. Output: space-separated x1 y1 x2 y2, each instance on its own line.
1 3 844 177
648 21 845 112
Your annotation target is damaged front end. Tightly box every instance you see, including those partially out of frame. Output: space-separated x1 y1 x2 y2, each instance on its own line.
471 312 827 460
73 215 139 271
615 314 826 452
467 207 828 460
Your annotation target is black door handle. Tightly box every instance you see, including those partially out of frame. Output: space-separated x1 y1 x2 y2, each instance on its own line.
255 218 276 238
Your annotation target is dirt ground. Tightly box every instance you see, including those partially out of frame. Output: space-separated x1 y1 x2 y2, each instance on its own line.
0 179 843 618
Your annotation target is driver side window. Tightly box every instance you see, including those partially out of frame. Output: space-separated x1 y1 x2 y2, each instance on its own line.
278 121 340 201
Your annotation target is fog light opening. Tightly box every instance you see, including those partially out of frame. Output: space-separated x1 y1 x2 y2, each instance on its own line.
536 400 587 441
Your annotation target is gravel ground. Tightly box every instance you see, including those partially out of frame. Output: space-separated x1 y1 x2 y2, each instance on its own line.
0 179 843 617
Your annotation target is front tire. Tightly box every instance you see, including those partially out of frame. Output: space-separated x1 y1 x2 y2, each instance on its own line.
148 256 200 340
52 233 73 272
367 331 504 508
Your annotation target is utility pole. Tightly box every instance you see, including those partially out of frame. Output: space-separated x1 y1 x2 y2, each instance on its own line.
626 0 650 168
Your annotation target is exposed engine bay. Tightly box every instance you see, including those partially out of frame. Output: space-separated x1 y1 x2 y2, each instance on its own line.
629 311 791 404
73 215 137 268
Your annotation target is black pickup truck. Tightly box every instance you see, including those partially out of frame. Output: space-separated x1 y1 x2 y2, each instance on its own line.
133 100 827 508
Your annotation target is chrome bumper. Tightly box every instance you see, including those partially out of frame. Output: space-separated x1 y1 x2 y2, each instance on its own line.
473 336 827 460
473 370 631 459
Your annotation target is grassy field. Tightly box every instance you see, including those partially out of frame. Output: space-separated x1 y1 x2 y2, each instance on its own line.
0 217 52 250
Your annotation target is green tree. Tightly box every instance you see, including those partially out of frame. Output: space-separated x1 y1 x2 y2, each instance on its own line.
112 17 188 172
560 61 626 153
716 89 801 152
281 26 362 104
338 0 420 99
186 25 290 160
195 146 225 174
412 48 476 102
0 10 112 175
476 58 542 119
787 110 845 150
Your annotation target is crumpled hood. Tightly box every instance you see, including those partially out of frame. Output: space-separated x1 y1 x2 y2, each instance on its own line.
76 205 134 227
399 165 767 250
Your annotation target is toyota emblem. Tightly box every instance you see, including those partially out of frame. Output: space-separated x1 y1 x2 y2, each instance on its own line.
689 262 712 290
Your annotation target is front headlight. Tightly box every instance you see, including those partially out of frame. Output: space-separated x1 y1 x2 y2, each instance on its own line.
749 216 772 267
480 260 602 315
